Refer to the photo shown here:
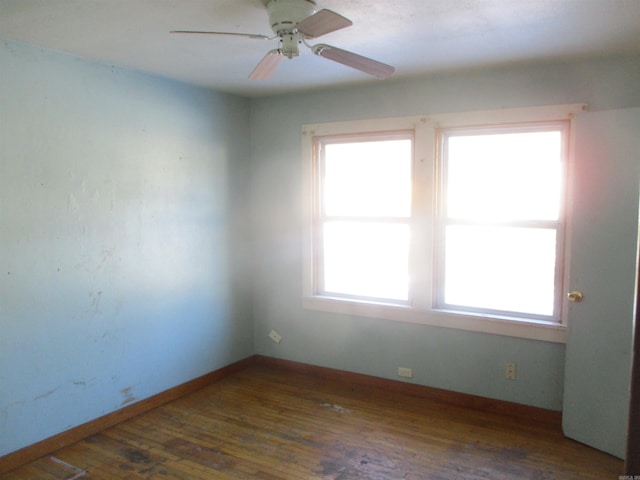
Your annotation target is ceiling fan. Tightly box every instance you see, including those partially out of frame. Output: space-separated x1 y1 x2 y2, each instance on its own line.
171 0 395 80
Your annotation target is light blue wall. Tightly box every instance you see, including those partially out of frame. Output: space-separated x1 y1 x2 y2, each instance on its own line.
0 40 253 456
249 56 640 412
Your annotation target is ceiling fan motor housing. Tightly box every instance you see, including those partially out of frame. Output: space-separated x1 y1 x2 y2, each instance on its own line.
266 0 317 35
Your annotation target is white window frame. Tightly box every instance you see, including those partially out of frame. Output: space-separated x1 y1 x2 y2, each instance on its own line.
302 104 587 343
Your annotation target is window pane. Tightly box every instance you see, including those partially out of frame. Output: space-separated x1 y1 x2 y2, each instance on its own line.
447 131 562 221
324 139 412 217
444 225 557 316
323 221 409 301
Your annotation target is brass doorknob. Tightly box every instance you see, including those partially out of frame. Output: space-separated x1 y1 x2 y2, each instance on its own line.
567 291 584 302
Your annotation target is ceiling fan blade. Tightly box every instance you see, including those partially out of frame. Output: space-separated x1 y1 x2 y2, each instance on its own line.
312 44 395 79
249 49 284 80
170 30 271 40
296 9 353 39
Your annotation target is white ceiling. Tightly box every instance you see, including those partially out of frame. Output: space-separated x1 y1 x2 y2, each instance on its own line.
1 0 639 97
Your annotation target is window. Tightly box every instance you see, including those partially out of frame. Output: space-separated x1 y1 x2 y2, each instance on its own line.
302 105 586 343
436 125 567 320
315 133 413 302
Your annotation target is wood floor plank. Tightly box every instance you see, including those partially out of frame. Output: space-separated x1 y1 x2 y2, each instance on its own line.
5 364 622 479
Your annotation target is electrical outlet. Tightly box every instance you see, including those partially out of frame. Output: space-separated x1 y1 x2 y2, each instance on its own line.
268 329 282 344
398 367 413 378
505 362 517 380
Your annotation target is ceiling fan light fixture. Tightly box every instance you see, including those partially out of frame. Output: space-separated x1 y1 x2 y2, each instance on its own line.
280 33 301 59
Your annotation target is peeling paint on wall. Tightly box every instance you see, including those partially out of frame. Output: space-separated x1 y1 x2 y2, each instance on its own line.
120 386 137 407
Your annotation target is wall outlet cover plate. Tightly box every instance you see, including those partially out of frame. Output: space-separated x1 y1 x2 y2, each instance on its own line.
269 329 282 344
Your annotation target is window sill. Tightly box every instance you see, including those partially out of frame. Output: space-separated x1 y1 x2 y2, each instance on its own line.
302 296 567 343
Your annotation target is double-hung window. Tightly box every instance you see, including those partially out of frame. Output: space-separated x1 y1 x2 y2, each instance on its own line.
436 124 567 320
314 132 413 303
303 105 585 343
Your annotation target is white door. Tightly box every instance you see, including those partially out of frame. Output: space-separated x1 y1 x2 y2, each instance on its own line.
563 108 640 458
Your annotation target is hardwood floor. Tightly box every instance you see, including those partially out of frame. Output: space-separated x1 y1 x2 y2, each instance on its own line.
6 364 622 479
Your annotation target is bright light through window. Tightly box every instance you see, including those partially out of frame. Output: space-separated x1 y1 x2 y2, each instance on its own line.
440 127 566 318
324 222 410 300
447 131 562 221
444 226 557 316
324 140 412 217
317 136 412 302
